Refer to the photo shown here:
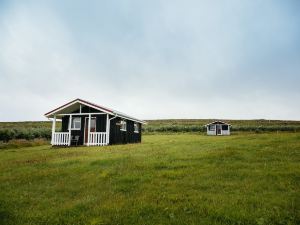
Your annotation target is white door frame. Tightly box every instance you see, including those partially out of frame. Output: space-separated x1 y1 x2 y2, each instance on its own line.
216 124 222 135
84 117 96 145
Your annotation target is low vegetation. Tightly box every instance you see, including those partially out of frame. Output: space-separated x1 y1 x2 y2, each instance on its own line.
1 119 300 144
0 139 49 150
145 119 300 133
0 133 299 224
0 121 60 144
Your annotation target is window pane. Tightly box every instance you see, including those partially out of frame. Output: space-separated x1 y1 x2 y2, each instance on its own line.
74 122 80 129
90 119 96 129
120 120 126 131
209 125 215 131
134 123 139 132
72 117 81 129
222 125 228 130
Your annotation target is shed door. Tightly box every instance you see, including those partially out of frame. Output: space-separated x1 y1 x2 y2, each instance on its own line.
84 117 96 144
216 125 222 135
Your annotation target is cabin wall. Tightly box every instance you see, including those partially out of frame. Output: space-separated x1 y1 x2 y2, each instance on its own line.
221 130 230 135
207 130 216 135
61 113 107 145
109 117 141 145
61 113 142 145
61 116 85 145
207 125 216 135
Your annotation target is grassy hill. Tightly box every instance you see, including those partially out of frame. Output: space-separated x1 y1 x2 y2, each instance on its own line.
145 119 300 132
1 119 299 131
0 119 300 144
0 133 299 224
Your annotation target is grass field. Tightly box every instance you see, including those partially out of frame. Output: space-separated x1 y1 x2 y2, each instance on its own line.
0 133 299 225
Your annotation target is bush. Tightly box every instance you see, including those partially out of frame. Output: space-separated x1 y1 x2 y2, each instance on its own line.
0 128 52 142
143 125 300 133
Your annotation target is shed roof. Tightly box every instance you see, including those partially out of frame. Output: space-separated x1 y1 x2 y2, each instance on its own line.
45 98 146 124
205 120 231 126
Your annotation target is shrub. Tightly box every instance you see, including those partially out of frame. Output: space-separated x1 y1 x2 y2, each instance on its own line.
0 128 52 142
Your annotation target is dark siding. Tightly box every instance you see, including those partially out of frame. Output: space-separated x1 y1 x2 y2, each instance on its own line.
61 108 142 146
62 115 85 145
96 115 107 132
109 117 142 145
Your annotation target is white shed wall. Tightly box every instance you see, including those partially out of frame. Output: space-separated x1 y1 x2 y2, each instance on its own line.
206 124 231 135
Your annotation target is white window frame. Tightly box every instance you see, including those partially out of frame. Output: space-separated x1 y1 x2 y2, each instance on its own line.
134 123 139 133
70 117 81 130
120 120 127 131
209 125 215 131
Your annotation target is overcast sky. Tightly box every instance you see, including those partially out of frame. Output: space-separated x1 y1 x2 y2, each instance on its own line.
0 0 299 121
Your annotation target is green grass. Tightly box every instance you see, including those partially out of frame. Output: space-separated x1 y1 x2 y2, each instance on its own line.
0 133 299 225
0 139 49 150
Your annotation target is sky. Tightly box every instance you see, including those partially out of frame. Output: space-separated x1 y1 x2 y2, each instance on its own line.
0 0 300 121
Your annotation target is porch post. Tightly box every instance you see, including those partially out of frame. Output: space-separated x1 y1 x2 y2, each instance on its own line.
87 113 91 146
106 114 110 145
68 115 72 146
51 115 56 145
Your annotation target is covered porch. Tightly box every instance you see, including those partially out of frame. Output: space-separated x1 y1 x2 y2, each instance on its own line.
51 112 111 146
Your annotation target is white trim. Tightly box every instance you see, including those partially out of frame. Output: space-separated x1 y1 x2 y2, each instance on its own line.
115 114 146 124
52 132 70 146
120 120 127 131
84 116 96 145
45 99 146 124
106 114 110 145
88 132 107 146
51 115 56 145
67 117 81 131
109 115 118 121
208 124 216 132
88 115 91 146
134 122 139 133
45 99 114 117
68 115 72 146
57 112 106 116
216 124 222 135
205 121 231 127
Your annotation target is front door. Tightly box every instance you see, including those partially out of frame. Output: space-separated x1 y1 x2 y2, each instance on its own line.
84 117 96 144
216 124 222 135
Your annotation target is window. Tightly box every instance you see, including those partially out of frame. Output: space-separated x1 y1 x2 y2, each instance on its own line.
134 123 139 133
208 125 215 131
222 125 229 131
71 117 81 130
120 120 127 131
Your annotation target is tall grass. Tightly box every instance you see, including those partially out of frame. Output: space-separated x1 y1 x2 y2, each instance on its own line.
0 119 300 142
143 125 300 133
0 128 51 142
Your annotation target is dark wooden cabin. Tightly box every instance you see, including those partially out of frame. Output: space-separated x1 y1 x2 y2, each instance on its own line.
45 99 146 146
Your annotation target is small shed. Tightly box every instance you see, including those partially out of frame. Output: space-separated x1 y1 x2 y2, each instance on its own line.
205 121 231 136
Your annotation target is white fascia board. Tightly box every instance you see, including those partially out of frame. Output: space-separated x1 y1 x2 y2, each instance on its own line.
45 100 114 118
113 113 147 124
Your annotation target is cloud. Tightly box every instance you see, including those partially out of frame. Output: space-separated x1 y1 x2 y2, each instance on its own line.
0 0 299 121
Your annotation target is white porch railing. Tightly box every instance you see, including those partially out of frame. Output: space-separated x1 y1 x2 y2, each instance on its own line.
52 132 70 146
88 132 108 146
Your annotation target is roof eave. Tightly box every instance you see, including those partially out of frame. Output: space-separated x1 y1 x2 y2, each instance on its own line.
44 98 114 118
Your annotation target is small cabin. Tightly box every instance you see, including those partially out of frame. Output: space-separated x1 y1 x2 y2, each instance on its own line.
45 98 146 146
205 121 231 136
